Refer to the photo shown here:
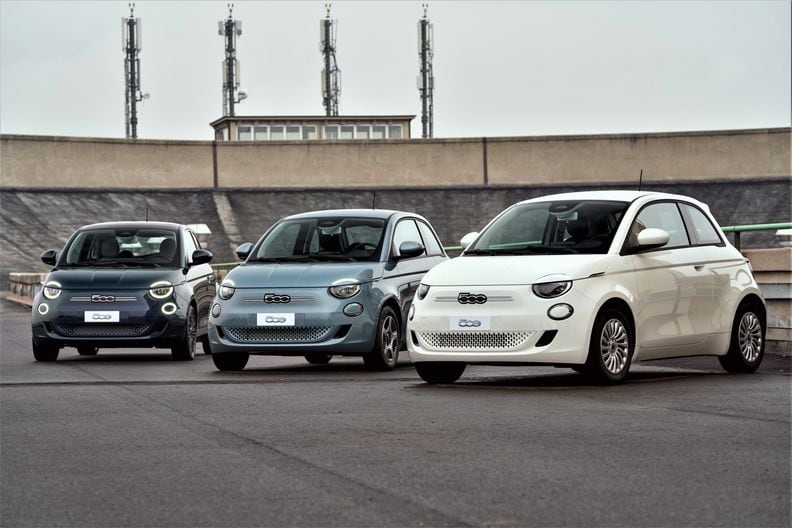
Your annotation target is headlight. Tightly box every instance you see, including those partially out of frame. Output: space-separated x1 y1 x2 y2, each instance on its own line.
416 283 430 300
218 280 235 300
42 281 62 300
329 281 360 299
149 281 173 299
532 281 572 298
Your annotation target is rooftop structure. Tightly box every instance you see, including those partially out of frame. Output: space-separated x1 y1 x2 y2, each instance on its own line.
210 115 414 141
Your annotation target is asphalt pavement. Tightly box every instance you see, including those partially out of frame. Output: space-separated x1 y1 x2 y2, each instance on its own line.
1 297 789 527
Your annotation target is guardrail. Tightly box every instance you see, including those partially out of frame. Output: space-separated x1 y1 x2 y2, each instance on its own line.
720 222 792 250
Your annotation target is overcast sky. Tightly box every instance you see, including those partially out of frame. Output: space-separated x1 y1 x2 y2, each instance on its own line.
0 0 789 140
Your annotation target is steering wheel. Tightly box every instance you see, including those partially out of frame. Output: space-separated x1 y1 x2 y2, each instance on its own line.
347 242 377 252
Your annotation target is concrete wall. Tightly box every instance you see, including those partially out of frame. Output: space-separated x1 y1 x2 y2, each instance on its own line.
2 128 789 189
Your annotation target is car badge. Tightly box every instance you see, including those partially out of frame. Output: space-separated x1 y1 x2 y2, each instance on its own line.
457 292 487 304
263 294 291 304
91 294 115 303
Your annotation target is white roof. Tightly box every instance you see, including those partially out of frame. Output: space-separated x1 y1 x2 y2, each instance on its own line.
517 190 701 205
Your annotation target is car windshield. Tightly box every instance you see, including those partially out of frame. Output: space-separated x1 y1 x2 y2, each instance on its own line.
466 200 629 255
251 217 386 263
59 228 180 268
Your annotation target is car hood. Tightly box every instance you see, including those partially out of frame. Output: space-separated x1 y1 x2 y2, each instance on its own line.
46 269 182 290
226 262 383 289
422 254 615 286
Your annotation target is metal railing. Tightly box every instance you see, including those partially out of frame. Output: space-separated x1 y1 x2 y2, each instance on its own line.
720 222 792 250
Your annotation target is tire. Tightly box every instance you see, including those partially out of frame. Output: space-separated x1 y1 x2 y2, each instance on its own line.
32 337 59 362
363 306 400 371
212 352 249 372
305 353 332 365
719 302 765 373
200 335 212 355
584 308 634 384
77 346 99 356
171 305 197 361
415 362 466 384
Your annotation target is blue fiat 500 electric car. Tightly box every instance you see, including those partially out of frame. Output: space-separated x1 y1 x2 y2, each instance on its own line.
208 209 447 371
31 222 216 361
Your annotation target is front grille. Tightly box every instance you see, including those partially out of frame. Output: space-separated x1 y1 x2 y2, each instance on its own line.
224 326 333 343
418 331 535 351
52 323 153 338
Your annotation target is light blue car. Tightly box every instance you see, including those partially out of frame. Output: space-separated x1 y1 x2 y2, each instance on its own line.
208 209 448 371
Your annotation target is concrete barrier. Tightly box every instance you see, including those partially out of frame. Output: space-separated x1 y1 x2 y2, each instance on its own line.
7 272 46 307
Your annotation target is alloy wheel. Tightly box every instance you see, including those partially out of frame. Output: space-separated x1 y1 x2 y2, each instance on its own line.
738 312 762 363
381 314 399 363
600 318 629 375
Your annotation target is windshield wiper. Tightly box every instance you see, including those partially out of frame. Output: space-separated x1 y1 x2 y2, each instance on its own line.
250 256 318 263
511 246 577 254
311 254 357 262
463 248 497 256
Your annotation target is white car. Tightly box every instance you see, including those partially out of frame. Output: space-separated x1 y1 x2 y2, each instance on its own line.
407 191 766 384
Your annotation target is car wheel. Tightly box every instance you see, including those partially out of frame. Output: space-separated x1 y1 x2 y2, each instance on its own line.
200 335 212 355
212 352 249 371
363 306 400 371
584 308 634 384
32 337 59 362
77 346 99 356
305 353 332 365
415 362 466 384
719 302 765 373
171 305 197 361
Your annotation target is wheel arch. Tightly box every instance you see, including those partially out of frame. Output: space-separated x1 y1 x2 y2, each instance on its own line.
736 293 766 323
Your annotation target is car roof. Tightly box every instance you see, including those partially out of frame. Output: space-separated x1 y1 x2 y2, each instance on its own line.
76 221 184 231
516 190 702 205
282 209 410 221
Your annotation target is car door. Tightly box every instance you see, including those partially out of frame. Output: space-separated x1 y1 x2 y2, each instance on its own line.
679 203 739 338
382 218 441 329
628 201 712 356
183 230 214 333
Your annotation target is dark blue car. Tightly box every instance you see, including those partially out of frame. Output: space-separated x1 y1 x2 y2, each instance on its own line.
31 222 215 361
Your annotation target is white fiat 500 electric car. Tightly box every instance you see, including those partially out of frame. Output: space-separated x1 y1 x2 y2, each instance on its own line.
407 191 766 384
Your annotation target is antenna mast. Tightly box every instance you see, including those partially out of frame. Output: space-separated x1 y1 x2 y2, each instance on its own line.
219 3 246 117
418 3 434 138
320 3 341 116
123 3 148 139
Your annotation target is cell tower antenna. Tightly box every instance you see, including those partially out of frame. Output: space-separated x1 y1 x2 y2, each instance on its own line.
219 2 246 117
418 3 434 138
320 3 341 116
122 2 149 139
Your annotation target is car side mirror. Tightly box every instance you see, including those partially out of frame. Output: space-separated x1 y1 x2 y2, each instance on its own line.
395 241 425 260
40 249 58 266
191 249 213 266
460 232 479 248
236 242 253 261
636 228 670 251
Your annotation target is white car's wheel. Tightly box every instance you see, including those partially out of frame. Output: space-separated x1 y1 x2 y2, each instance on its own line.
585 308 634 384
719 302 765 373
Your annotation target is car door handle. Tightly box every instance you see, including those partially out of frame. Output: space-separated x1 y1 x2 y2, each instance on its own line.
693 264 705 272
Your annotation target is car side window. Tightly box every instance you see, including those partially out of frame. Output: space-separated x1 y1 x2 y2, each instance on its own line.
190 231 202 250
681 204 722 246
416 221 444 256
629 202 690 248
392 219 426 258
183 231 198 262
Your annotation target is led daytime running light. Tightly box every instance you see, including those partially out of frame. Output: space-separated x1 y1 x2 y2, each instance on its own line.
149 281 174 299
43 281 62 300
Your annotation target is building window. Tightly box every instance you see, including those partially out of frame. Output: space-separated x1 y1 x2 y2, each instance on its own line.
340 125 354 139
303 126 317 140
356 125 370 139
238 125 252 141
324 125 338 139
270 126 284 140
254 126 268 140
215 127 228 141
285 126 301 140
371 125 386 139
388 125 402 139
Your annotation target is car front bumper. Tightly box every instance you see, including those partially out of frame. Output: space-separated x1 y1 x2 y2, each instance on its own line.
208 287 378 355
31 289 189 348
407 285 595 365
